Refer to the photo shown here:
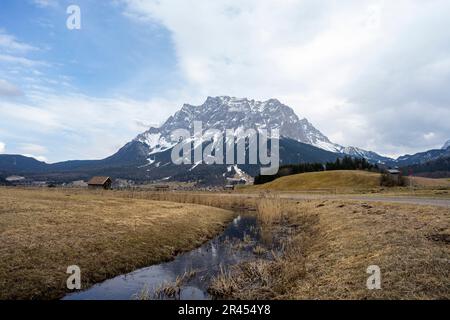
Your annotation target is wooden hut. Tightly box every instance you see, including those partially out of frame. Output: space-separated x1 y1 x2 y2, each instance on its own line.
87 176 112 190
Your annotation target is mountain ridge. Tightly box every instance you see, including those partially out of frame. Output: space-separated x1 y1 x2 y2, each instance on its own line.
0 96 448 184
442 140 450 150
134 96 388 163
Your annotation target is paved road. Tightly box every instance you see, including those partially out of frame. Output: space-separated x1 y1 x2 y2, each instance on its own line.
278 194 450 208
222 192 450 208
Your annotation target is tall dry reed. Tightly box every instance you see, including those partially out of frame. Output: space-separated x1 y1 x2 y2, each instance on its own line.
256 194 283 225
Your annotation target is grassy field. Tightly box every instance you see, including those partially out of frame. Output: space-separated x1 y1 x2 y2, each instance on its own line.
1 187 448 300
252 170 382 191
109 190 449 299
209 198 450 299
0 188 234 300
409 176 450 187
246 170 450 196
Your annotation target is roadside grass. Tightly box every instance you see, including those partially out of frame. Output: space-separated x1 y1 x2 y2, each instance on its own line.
256 194 283 225
0 188 234 300
242 170 450 196
292 201 449 299
140 191 258 210
1 187 448 300
251 170 382 191
210 200 450 299
409 176 450 188
133 269 199 300
114 187 449 299
89 187 449 299
153 269 197 300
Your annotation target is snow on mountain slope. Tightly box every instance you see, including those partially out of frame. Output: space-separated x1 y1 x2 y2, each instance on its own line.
134 96 341 153
442 140 450 150
341 146 393 164
135 132 175 155
132 96 390 164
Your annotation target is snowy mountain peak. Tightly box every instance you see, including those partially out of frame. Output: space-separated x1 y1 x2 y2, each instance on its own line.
202 96 287 114
133 96 391 163
442 140 450 150
134 96 338 153
341 146 392 163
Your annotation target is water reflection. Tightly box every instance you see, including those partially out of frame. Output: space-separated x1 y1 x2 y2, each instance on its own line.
64 214 269 300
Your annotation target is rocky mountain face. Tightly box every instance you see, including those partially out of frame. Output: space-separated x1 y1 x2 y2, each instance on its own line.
0 97 346 184
442 140 450 150
400 141 450 178
340 146 393 164
0 96 448 184
135 96 342 154
134 96 387 161
396 146 450 167
401 156 450 178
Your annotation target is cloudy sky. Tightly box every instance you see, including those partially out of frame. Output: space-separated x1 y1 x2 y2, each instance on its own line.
0 0 449 162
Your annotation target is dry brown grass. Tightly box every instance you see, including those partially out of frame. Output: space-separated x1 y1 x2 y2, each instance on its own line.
252 170 381 192
243 170 450 197
409 176 450 188
100 188 449 299
138 191 258 210
0 187 234 300
256 194 283 225
292 201 450 299
252 245 267 256
85 189 450 299
210 199 450 300
153 269 197 300
2 186 448 300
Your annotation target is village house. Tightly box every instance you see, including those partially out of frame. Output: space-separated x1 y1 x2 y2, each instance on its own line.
87 176 112 190
387 169 401 183
225 177 247 190
153 184 170 192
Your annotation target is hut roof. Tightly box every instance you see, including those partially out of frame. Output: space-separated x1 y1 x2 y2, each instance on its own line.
87 176 111 185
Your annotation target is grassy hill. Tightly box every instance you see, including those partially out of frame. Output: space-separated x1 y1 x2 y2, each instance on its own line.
0 188 234 299
409 176 450 187
253 170 382 191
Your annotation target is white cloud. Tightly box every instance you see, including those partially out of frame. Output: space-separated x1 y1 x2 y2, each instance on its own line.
0 31 44 74
18 143 48 154
0 30 37 53
0 54 47 67
0 79 22 96
32 0 58 8
0 142 5 153
424 132 435 141
23 154 48 162
0 93 177 162
0 102 62 131
122 0 450 157
2 0 449 162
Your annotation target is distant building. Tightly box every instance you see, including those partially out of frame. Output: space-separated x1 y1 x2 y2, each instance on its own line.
112 179 134 189
6 176 26 182
387 169 401 183
153 185 170 192
70 180 88 188
226 178 246 185
225 178 246 190
87 176 112 190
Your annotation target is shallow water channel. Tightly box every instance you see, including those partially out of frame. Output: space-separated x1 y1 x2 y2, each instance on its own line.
64 213 279 300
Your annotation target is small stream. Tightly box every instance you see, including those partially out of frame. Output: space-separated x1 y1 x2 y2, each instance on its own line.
63 213 279 300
